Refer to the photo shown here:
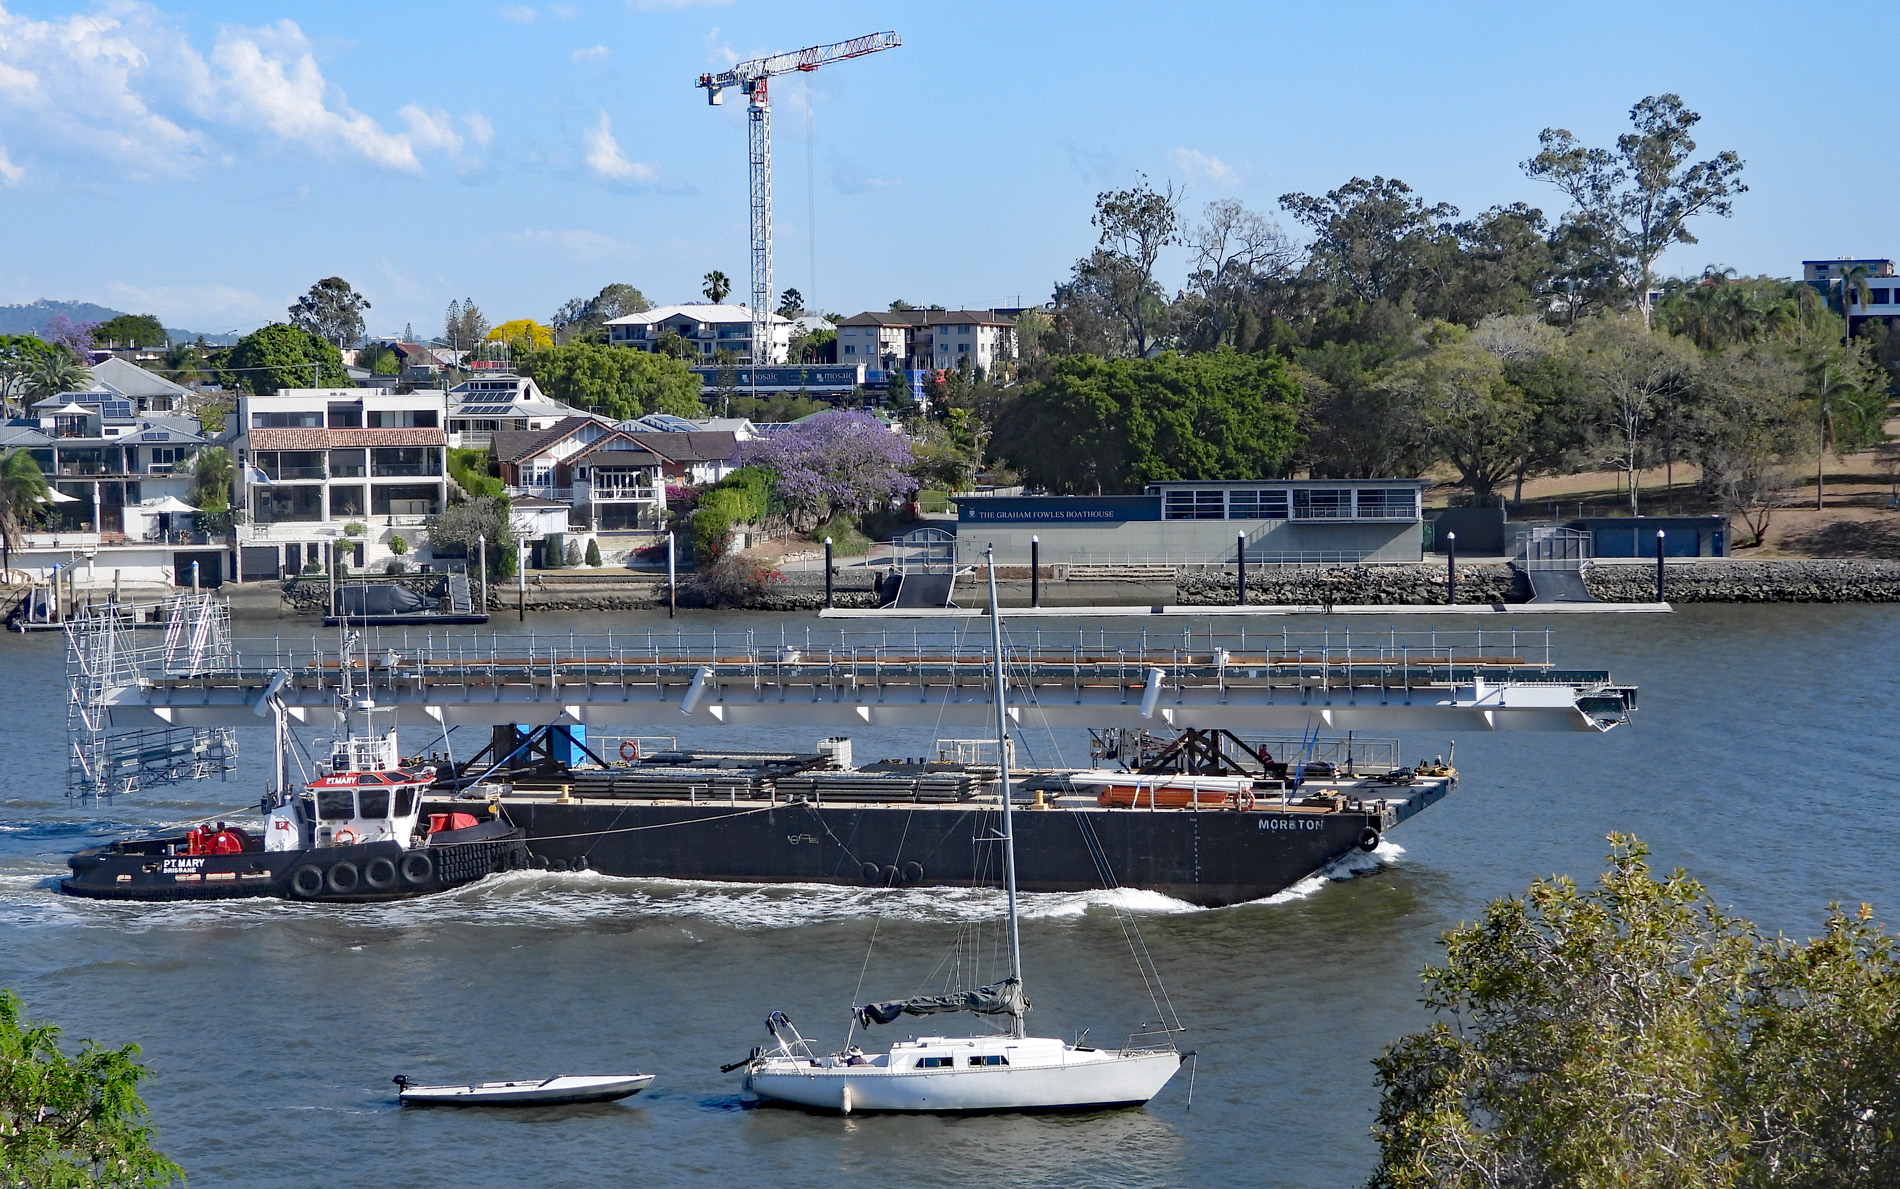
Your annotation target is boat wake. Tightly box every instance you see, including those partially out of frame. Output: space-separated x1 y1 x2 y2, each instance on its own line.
1244 837 1406 907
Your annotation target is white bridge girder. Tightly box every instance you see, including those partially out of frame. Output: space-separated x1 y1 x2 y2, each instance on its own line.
107 672 1625 734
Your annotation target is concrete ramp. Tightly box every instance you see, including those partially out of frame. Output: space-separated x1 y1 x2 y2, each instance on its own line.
1525 567 1597 603
890 572 957 608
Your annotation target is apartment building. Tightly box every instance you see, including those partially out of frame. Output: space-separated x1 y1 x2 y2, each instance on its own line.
231 388 448 574
603 303 794 365
833 309 1017 373
5 393 205 536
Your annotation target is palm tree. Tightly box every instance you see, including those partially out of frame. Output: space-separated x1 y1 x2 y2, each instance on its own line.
702 270 732 305
191 447 236 513
26 352 87 402
1830 263 1874 342
0 448 51 573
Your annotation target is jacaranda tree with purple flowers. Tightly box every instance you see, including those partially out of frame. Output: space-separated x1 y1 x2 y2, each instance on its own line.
735 410 915 532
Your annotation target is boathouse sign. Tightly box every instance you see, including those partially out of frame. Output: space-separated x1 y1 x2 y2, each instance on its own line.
957 496 1162 524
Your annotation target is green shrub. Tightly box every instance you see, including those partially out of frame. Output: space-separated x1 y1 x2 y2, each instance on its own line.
584 538 602 567
447 448 505 500
691 506 731 567
389 533 408 555
540 535 563 569
564 540 582 567
384 558 407 575
342 521 367 537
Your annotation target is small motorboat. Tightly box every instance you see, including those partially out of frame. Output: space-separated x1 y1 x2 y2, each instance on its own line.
393 1074 655 1106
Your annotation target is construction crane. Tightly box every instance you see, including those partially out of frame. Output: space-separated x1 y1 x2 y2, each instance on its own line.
698 31 900 381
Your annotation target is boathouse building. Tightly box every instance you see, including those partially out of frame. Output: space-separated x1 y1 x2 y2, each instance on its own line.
953 479 1429 565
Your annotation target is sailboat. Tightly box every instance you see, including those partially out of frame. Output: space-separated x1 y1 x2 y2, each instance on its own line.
738 549 1182 1113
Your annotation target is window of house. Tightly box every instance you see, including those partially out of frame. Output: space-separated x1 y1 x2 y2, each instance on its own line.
251 410 323 428
1355 488 1418 518
327 403 362 428
1164 490 1226 520
843 344 856 354
1292 488 1352 518
1226 490 1289 519
1873 288 1892 305
959 325 971 334
329 485 366 518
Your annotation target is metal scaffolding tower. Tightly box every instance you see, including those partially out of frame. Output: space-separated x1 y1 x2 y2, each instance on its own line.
65 594 239 799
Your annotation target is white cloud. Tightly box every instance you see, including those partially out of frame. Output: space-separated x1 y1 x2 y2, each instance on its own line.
702 27 738 67
582 110 655 183
633 0 731 10
400 105 463 155
832 158 900 195
103 280 272 327
1168 147 1237 187
572 45 610 63
503 228 642 262
463 111 495 148
0 146 22 186
500 3 578 21
0 4 483 182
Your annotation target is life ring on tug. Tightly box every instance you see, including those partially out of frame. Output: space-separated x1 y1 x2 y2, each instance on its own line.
1231 791 1257 811
619 740 641 762
333 828 360 846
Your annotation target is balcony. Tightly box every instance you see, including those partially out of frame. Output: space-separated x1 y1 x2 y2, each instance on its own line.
508 484 574 502
263 466 327 481
371 463 440 478
589 482 661 502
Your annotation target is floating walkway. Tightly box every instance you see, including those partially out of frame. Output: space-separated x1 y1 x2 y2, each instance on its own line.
819 603 1672 619
90 620 1636 736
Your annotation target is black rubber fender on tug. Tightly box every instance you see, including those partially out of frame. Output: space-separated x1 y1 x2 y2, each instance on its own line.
1358 826 1382 853
399 851 433 886
362 855 399 891
289 865 325 899
326 862 360 895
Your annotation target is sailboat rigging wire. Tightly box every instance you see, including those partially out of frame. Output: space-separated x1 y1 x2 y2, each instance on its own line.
999 619 1185 1039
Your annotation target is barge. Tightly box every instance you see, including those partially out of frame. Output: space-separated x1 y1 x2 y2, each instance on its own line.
426 730 1453 907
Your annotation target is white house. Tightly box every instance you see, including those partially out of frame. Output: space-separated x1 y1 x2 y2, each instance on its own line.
603 303 794 365
834 309 1017 373
231 387 449 578
444 373 573 449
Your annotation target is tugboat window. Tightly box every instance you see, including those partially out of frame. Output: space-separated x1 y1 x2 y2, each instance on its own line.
316 789 355 820
358 788 390 818
394 788 417 816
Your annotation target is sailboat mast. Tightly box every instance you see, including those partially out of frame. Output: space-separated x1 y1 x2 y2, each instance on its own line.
984 547 1024 1034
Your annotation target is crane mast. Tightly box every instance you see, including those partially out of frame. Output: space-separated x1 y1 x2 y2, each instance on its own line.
697 31 900 381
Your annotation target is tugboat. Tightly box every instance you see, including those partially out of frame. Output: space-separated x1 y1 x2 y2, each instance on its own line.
61 671 528 903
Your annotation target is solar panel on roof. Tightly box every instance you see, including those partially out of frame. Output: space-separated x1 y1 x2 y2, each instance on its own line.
456 404 517 416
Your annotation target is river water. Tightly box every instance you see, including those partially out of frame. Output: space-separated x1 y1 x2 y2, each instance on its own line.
3 604 1897 1187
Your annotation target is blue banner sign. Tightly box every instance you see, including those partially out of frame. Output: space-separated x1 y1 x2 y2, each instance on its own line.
957 496 1162 524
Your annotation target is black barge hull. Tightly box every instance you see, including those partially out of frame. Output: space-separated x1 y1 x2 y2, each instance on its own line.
438 783 1448 908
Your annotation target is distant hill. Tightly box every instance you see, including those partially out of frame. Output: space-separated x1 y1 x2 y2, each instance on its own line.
0 299 126 335
0 299 240 345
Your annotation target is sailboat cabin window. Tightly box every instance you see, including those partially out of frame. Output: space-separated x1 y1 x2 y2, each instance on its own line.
968 1054 1009 1066
915 1056 955 1069
315 789 355 820
394 788 417 816
358 788 390 818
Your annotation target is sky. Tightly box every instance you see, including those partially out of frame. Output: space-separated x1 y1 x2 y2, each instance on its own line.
0 0 1895 339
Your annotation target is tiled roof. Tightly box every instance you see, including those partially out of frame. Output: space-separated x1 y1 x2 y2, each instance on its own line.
250 428 446 449
488 415 602 463
624 431 737 464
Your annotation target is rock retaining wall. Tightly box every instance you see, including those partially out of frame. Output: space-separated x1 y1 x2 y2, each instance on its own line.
1177 564 1526 606
1584 560 1900 602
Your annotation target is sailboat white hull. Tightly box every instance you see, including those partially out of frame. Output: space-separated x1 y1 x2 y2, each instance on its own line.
745 1036 1180 1113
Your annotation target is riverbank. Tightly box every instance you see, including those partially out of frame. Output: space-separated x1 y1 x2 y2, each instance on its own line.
200 556 1900 620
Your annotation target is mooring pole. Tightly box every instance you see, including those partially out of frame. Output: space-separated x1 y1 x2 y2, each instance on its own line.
327 543 336 617
1655 529 1666 603
666 531 677 619
1030 536 1040 608
190 561 199 595
1236 531 1247 606
823 536 834 609
1445 531 1457 605
516 537 526 622
477 534 487 614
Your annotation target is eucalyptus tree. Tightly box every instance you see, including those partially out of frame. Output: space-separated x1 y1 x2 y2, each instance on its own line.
1082 176 1182 357
1524 94 1746 327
